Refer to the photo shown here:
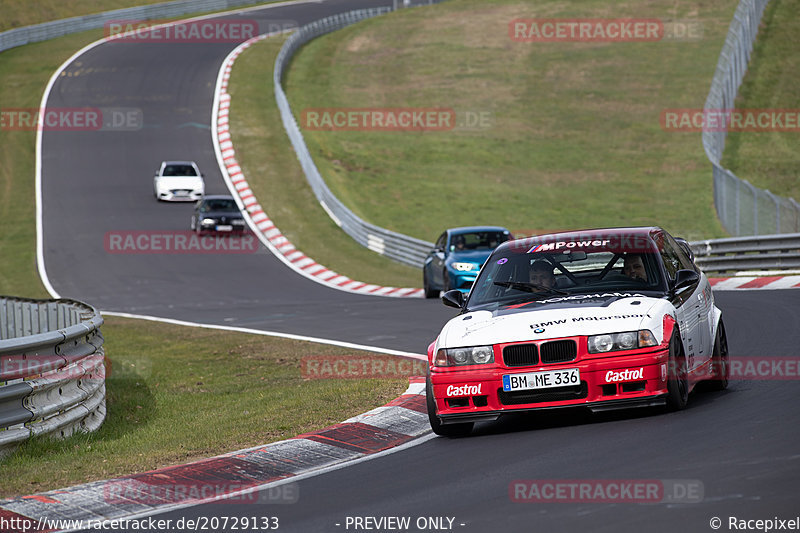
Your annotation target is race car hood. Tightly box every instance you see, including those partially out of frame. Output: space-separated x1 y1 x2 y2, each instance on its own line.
438 294 669 349
155 176 203 190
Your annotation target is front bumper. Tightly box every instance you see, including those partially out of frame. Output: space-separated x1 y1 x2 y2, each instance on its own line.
158 190 203 202
198 223 247 233
431 350 670 424
447 271 478 291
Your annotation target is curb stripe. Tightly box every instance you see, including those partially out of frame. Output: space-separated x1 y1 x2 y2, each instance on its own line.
0 378 431 525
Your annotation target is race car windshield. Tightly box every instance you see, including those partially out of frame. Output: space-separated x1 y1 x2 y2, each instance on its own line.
449 231 509 252
467 244 666 308
203 199 238 211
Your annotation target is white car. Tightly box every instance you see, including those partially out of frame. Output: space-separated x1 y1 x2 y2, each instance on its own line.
426 227 728 437
153 161 204 201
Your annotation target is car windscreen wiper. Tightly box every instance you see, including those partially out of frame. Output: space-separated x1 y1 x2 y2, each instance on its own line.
493 280 569 296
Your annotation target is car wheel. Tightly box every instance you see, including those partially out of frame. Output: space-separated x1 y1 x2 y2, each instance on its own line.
426 375 473 437
423 271 439 299
666 334 689 410
706 320 729 391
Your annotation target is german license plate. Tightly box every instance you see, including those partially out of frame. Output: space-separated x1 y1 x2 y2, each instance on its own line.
502 368 580 391
216 225 233 232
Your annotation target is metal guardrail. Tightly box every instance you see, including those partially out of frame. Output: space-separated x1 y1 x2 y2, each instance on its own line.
0 297 105 458
702 0 800 236
689 234 800 273
274 6 444 268
0 0 284 54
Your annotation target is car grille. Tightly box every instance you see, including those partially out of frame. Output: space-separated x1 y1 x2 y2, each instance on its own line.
503 344 538 367
540 340 577 363
497 382 587 405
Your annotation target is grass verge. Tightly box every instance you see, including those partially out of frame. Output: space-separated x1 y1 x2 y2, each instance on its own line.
0 0 173 31
0 315 413 498
281 0 736 243
719 0 800 200
228 35 422 288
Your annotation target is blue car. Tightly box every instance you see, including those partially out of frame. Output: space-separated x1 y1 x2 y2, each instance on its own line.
423 226 512 298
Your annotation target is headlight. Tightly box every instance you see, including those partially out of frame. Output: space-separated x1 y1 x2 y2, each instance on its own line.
434 345 494 367
587 330 658 354
232 219 246 226
451 262 476 272
201 218 216 226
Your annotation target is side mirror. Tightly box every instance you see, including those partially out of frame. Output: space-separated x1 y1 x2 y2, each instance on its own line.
441 289 465 309
672 269 700 293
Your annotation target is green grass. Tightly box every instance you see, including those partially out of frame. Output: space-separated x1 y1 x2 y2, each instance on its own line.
228 35 422 288
0 0 244 31
720 0 800 200
281 0 736 243
0 316 413 498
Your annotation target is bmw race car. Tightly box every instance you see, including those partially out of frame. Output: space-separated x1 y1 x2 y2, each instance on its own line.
426 227 729 437
423 226 512 298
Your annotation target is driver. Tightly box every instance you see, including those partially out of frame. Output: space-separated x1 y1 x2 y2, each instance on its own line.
529 260 556 290
622 254 648 282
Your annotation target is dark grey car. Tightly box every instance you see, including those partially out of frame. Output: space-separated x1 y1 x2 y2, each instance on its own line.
190 195 248 234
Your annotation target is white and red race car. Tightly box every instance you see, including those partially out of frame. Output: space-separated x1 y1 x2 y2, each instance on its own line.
426 227 729 437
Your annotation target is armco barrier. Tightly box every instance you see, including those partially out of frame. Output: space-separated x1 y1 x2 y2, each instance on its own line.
274 6 441 268
690 233 800 273
702 0 800 236
0 297 105 458
0 0 287 53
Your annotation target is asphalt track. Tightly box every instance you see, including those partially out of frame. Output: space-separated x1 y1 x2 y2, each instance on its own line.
125 291 800 533
39 1 800 532
41 0 456 355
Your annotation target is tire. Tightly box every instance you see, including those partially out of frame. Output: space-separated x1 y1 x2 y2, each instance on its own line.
426 375 473 437
190 216 196 231
706 320 729 391
443 270 452 292
666 334 689 410
423 270 439 299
